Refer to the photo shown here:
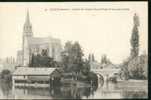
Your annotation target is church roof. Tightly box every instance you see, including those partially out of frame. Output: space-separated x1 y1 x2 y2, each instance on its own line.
28 37 61 46
29 37 51 45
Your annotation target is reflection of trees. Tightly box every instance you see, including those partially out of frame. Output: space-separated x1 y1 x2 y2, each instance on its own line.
49 85 97 99
0 79 12 98
26 88 50 96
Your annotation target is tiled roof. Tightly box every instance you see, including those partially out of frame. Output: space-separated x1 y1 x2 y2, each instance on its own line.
28 37 61 46
13 67 56 76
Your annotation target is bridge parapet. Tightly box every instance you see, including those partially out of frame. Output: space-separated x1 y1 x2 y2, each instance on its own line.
91 68 121 81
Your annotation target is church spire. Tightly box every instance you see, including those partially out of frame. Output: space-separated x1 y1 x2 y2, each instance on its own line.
26 10 30 24
23 10 33 37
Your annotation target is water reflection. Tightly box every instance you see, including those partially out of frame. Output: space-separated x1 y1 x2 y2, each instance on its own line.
49 85 98 99
0 79 148 99
0 79 12 98
122 90 147 99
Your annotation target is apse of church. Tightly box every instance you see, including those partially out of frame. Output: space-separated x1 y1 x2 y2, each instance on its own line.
17 11 62 66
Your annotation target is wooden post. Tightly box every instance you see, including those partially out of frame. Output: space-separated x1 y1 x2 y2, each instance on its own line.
24 75 25 87
91 80 93 86
52 77 54 88
49 75 51 88
12 76 15 97
106 74 109 82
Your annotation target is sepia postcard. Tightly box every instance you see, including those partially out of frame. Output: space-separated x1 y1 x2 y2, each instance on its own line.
0 2 148 99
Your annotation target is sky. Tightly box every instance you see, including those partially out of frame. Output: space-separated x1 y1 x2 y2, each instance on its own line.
0 2 148 64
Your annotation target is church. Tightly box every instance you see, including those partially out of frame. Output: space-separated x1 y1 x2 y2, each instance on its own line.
17 11 62 66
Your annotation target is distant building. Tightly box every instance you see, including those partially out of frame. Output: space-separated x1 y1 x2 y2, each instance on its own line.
90 60 119 70
90 61 101 70
100 63 119 69
17 51 23 66
5 56 16 65
17 11 62 66
0 63 4 73
0 57 17 72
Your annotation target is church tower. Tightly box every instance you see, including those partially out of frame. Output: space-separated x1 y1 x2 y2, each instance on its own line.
23 10 33 37
22 10 33 66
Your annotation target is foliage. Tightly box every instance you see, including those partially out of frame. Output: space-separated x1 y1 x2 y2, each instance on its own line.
92 54 95 62
121 53 147 80
121 14 147 80
127 54 148 79
82 59 90 75
29 49 59 67
71 42 84 73
88 54 95 62
61 41 98 84
120 58 130 80
61 41 73 71
100 54 111 65
61 41 84 73
76 71 98 86
109 76 117 83
86 72 98 86
130 14 139 59
1 69 12 81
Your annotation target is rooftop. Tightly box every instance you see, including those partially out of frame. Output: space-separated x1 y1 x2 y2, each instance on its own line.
28 37 61 46
13 67 57 76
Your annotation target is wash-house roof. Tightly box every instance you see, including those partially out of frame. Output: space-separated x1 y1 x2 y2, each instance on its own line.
13 67 57 76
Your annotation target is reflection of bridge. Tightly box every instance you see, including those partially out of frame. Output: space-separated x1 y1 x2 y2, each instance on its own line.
91 68 120 86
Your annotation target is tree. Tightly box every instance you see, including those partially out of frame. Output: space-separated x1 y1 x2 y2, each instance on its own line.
71 42 84 73
88 54 95 62
29 49 58 67
101 54 110 64
61 41 84 76
92 54 95 62
130 13 139 59
88 54 91 62
61 41 73 71
121 14 147 80
82 59 90 75
127 53 147 79
120 58 130 80
1 69 12 81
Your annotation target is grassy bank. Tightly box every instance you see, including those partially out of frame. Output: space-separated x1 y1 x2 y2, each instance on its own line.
116 80 148 91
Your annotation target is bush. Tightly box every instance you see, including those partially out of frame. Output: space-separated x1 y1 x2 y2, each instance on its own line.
1 69 12 81
127 54 147 79
86 72 98 86
120 59 130 80
109 76 117 83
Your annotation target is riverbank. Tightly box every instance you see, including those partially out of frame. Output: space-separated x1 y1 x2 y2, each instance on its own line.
116 79 147 91
117 79 147 85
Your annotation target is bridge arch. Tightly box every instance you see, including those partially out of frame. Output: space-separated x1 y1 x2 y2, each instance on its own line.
96 73 104 87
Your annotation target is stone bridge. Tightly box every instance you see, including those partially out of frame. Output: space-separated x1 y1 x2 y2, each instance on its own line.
91 68 121 86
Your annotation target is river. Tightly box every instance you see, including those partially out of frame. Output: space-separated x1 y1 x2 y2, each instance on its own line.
0 79 148 99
